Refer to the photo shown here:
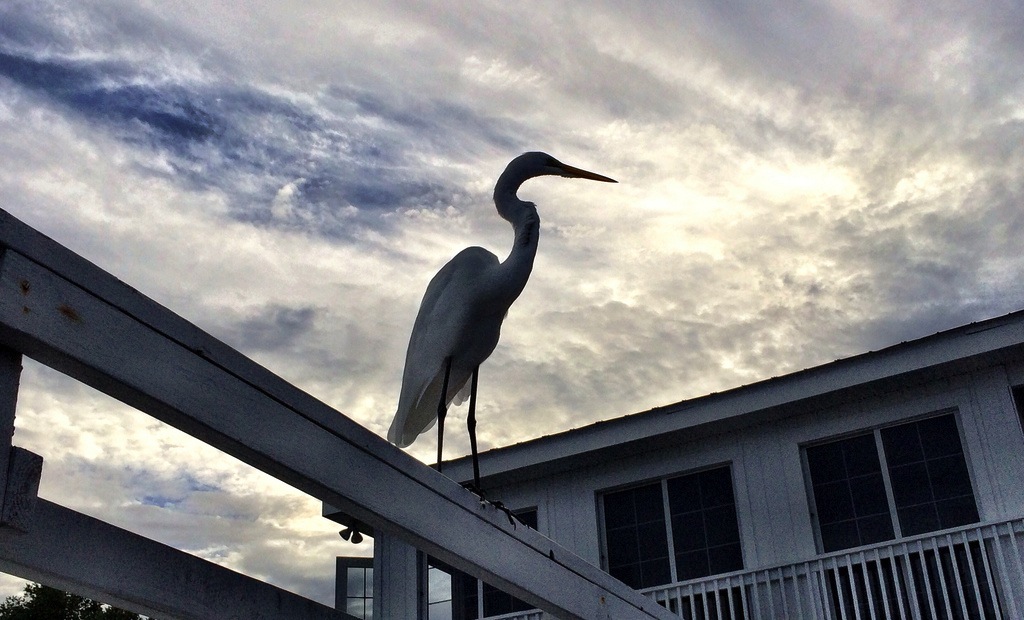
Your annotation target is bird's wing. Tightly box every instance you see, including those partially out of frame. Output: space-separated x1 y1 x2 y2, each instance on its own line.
388 247 497 447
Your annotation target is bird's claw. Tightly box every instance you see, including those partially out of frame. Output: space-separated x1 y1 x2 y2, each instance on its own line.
490 500 518 529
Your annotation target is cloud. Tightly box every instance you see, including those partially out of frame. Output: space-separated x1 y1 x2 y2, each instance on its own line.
3 0 1024 607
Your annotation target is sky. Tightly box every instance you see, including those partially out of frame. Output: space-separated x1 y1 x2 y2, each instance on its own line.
2 0 1024 608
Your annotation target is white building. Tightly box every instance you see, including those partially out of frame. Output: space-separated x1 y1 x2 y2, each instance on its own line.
338 308 1024 619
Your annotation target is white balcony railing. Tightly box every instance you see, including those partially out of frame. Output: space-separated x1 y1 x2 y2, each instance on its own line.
491 517 1024 620
643 517 1024 620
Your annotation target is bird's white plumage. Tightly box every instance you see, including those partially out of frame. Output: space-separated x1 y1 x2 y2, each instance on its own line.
387 152 616 450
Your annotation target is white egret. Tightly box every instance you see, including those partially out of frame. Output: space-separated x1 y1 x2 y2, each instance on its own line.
387 152 616 490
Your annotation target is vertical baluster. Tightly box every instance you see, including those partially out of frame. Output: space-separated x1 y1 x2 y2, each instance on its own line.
946 533 972 620
777 567 792 618
989 523 1016 620
930 536 955 620
740 573 753 620
700 579 711 620
764 569 777 620
726 576 738 620
793 564 808 620
843 553 864 620
898 542 922 620
1006 524 1024 612
857 551 879 620
710 578 721 620
830 555 850 620
979 526 1004 620
750 569 763 620
813 560 833 620
959 529 990 620
872 547 897 620
887 545 910 620
914 538 939 620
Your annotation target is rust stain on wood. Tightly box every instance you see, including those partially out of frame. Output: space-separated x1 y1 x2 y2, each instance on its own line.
58 304 82 323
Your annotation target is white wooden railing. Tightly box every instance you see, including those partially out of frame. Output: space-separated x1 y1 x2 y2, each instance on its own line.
491 517 1024 620
644 518 1024 620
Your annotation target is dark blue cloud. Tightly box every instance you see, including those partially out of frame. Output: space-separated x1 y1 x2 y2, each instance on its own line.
0 8 517 241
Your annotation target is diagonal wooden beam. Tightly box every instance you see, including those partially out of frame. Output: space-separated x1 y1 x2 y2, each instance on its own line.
0 498 353 620
0 209 674 620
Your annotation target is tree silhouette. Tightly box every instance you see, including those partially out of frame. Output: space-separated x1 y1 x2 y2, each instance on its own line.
0 583 143 619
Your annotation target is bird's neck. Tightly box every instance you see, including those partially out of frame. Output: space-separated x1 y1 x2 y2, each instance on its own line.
493 188 539 304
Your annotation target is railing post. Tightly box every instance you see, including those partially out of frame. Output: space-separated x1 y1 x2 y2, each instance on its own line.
0 347 23 512
374 531 425 619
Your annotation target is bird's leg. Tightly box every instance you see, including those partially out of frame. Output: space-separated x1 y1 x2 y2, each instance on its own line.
467 365 481 492
436 356 453 473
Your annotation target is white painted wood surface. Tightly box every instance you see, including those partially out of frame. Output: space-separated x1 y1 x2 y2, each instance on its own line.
0 498 352 620
0 209 675 620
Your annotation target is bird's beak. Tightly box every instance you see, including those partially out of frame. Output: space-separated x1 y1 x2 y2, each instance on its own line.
555 162 618 183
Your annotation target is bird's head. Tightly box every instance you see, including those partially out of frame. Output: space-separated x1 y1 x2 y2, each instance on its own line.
505 151 618 185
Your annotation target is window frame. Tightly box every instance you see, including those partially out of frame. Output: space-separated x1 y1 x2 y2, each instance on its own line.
428 506 539 620
335 556 373 620
802 409 979 554
596 463 743 589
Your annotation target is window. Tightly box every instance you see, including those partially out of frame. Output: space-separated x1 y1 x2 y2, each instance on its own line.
428 508 538 620
601 466 743 590
805 412 979 553
336 557 373 619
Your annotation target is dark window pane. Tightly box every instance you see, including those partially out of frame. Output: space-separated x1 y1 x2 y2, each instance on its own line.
707 543 743 574
820 520 862 552
936 495 980 530
881 423 924 466
1014 385 1024 434
640 558 672 588
482 586 510 616
603 489 635 529
676 549 710 581
844 434 884 476
634 483 666 523
849 474 889 517
667 474 701 513
454 571 478 620
666 466 743 580
610 563 641 590
884 414 979 537
898 503 940 536
607 528 639 566
857 514 895 545
672 512 706 552
807 443 846 483
602 482 669 589
929 456 973 500
918 415 963 459
637 521 669 559
700 467 735 507
807 434 894 552
704 505 740 546
515 509 538 530
889 462 933 506
814 481 855 524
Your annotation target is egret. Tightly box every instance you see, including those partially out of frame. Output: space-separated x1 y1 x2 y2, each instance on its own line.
387 152 616 490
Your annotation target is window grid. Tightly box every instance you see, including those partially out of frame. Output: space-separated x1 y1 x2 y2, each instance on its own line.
600 465 742 590
805 412 979 554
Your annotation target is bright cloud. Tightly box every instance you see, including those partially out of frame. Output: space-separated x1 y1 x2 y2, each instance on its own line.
2 0 1024 606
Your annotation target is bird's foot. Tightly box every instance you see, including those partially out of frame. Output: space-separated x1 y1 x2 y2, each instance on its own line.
489 500 518 529
461 480 485 499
